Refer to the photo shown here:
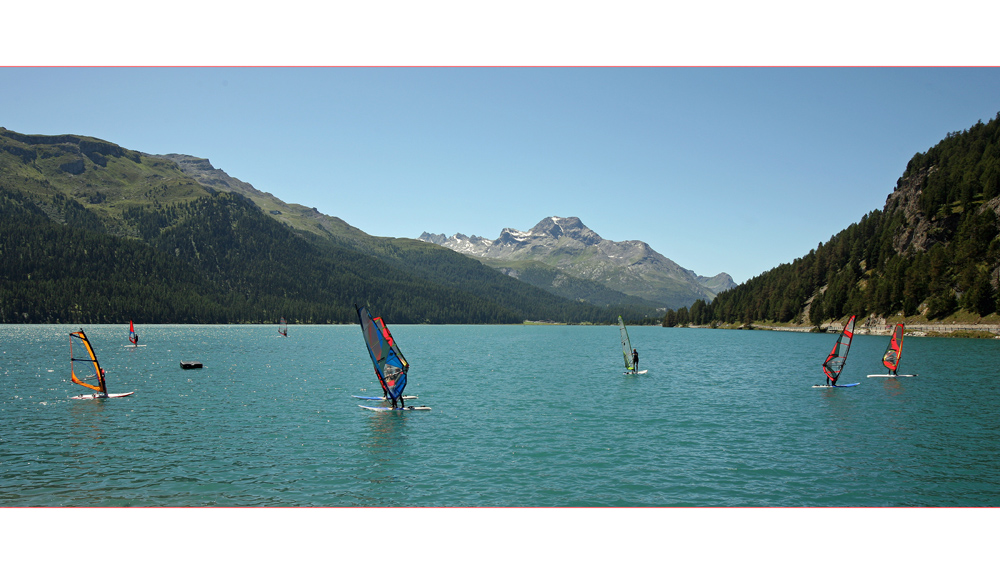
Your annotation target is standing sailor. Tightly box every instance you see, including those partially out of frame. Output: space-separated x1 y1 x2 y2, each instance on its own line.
632 348 639 373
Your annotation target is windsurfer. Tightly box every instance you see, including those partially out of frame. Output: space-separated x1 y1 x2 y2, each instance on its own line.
632 349 639 372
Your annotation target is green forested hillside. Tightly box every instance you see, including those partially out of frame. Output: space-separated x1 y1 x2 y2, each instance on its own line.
670 113 1000 327
0 128 652 324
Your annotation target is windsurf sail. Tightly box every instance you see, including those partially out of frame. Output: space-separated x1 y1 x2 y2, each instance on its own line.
618 315 634 372
128 320 138 345
822 315 856 385
70 330 106 394
356 305 409 401
882 323 904 374
278 317 288 337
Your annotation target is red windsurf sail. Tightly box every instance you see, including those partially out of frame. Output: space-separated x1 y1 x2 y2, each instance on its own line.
882 323 903 373
822 315 856 385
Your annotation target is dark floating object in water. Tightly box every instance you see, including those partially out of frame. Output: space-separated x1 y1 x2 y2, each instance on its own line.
180 361 203 369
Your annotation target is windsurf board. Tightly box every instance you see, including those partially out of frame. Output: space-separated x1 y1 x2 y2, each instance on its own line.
359 404 431 411
71 392 135 400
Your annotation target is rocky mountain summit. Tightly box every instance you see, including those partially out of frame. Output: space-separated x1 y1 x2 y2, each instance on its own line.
419 216 736 309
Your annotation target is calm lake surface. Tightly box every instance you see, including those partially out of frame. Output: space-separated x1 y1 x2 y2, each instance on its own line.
3 323 1000 507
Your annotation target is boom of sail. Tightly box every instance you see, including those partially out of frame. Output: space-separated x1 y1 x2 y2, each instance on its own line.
356 305 409 401
618 315 634 372
822 315 856 385
882 323 903 374
70 330 106 394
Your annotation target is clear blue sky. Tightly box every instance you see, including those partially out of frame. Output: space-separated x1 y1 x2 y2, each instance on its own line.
2 66 999 284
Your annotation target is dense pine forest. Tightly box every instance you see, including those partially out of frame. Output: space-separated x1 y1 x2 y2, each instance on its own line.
0 128 658 325
663 113 1000 327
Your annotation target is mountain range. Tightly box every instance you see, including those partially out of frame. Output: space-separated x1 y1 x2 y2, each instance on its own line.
0 128 662 324
419 217 735 310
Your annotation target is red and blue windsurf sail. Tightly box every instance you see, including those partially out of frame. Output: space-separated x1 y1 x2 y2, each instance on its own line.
128 320 138 345
882 323 903 373
823 315 856 385
356 305 409 400
278 317 288 337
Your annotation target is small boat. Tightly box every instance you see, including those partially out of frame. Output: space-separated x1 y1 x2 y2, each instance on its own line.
618 316 647 375
69 330 134 399
814 315 859 388
278 317 288 337
180 361 203 369
356 305 428 411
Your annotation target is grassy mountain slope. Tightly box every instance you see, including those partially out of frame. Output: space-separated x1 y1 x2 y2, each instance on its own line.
0 128 649 324
158 152 657 323
479 258 665 308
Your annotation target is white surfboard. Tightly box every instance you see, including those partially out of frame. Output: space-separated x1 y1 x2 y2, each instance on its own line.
866 374 918 378
812 383 860 388
359 404 430 411
71 391 135 400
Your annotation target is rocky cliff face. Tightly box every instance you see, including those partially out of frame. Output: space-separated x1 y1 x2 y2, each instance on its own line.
884 167 940 255
419 216 736 309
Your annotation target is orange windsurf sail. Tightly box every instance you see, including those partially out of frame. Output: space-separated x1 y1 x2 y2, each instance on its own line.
70 330 106 393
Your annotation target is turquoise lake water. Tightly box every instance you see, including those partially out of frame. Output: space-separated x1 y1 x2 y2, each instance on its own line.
2 323 1000 507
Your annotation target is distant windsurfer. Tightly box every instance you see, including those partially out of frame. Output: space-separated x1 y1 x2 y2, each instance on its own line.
632 349 639 373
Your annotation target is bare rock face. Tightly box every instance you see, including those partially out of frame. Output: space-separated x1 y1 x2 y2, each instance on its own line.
419 216 737 309
885 166 935 255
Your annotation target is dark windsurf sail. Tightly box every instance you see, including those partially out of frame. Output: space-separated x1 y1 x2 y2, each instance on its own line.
882 323 903 374
128 320 138 345
618 315 634 372
278 317 288 337
70 330 107 394
356 305 409 401
822 315 856 386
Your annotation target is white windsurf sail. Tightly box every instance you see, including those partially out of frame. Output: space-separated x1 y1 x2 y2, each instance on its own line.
619 315 635 372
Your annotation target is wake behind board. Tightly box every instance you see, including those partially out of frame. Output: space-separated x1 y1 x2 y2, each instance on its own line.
359 404 431 411
623 370 648 375
811 383 860 388
866 374 918 378
123 345 147 348
71 391 135 400
352 395 418 401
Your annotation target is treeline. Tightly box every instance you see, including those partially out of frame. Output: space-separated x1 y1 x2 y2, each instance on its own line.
663 113 1000 327
2 188 649 324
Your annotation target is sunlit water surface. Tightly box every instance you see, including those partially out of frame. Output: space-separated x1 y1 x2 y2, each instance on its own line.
3 324 999 507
